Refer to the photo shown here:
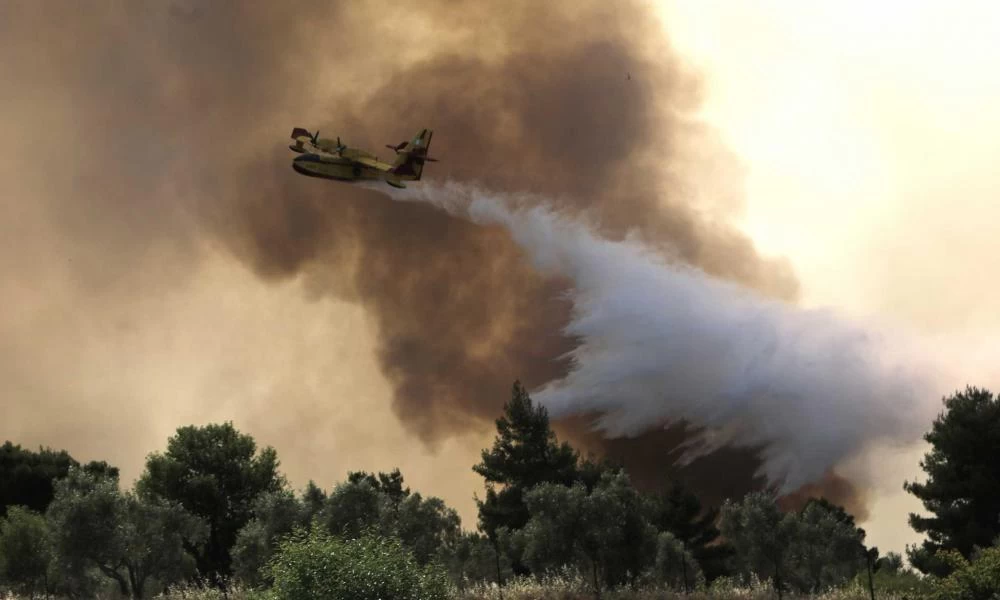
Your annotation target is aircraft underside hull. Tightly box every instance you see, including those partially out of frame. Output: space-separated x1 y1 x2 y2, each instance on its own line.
292 162 381 181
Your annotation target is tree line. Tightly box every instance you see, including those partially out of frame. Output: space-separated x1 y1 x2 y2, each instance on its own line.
0 382 998 599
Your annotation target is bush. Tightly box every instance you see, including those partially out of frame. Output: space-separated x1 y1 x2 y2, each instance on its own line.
929 546 1000 600
851 566 933 597
0 506 51 598
264 525 450 600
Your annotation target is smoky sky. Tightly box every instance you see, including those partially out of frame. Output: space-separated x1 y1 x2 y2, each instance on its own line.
0 0 865 513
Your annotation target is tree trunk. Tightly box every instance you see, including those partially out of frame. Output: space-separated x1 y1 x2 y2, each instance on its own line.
128 566 146 600
591 558 601 600
867 553 876 600
774 563 783 600
681 552 690 593
96 561 130 598
493 539 504 600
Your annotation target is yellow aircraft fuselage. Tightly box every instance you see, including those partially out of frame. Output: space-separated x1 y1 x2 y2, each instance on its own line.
288 128 435 189
291 151 391 183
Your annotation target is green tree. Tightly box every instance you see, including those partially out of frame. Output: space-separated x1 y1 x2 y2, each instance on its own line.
791 499 866 592
392 492 461 565
136 422 284 584
928 545 1000 600
442 532 511 590
236 469 460 586
47 467 207 599
521 470 657 598
323 469 461 565
322 475 385 539
231 489 309 587
348 468 410 505
650 531 704 592
302 480 328 515
904 386 1000 575
0 506 51 598
647 480 730 582
875 551 904 573
473 381 579 575
719 491 800 600
0 441 119 517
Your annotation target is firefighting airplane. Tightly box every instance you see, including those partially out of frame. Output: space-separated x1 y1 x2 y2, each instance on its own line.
288 127 437 189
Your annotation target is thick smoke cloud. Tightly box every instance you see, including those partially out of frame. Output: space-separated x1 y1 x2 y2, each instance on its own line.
2 0 869 514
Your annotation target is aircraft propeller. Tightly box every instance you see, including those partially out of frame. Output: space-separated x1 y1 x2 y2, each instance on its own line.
385 141 408 153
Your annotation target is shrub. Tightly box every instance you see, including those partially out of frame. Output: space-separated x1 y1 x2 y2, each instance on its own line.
929 546 1000 600
851 566 933 597
264 525 449 600
0 506 51 598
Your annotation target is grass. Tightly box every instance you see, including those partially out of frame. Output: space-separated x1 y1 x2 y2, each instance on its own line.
1 573 932 600
451 574 923 600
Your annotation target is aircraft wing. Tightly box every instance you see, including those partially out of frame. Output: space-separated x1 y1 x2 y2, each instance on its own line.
354 156 394 171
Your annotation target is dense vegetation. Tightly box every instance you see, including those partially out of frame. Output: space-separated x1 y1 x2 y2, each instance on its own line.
1 382 998 599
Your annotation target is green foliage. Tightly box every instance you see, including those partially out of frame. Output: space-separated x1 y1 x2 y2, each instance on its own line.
231 489 310 587
473 381 580 576
347 468 410 504
904 386 1000 575
520 469 657 596
650 531 704 592
233 469 461 588
301 480 327 515
791 499 866 592
322 475 384 539
320 468 461 565
851 564 933 597
337 468 461 560
442 532 512 590
392 492 462 565
720 493 869 597
47 467 207 599
264 525 449 600
154 579 267 600
720 491 800 598
647 480 730 582
927 546 1000 600
0 506 51 598
592 470 659 589
0 441 119 517
519 483 586 574
137 422 284 583
874 551 904 574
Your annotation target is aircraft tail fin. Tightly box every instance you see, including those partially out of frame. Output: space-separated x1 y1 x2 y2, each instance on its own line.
289 127 314 153
388 129 435 180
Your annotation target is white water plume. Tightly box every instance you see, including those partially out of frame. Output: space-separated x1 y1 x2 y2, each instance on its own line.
371 180 948 491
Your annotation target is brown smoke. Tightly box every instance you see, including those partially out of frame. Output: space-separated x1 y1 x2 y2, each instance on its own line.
0 0 859 516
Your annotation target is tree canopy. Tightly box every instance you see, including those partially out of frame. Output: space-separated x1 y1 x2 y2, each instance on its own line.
136 422 284 584
648 480 730 581
47 467 206 599
904 386 1000 575
0 441 118 517
473 381 579 575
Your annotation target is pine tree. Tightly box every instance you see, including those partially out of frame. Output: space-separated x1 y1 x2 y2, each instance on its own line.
648 481 731 582
903 386 1000 575
473 381 579 575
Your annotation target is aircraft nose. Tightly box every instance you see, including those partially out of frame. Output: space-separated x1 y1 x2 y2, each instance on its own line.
292 154 308 174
